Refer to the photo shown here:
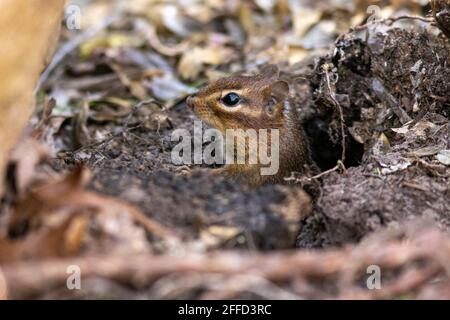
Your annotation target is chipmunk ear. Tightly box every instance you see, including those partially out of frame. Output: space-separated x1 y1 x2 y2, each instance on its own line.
270 80 290 103
265 80 290 118
260 64 280 80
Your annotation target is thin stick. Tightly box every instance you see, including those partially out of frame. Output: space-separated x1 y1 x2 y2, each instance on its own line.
323 65 346 163
286 160 346 184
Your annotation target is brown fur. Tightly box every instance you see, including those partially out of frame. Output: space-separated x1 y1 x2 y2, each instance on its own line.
187 65 310 186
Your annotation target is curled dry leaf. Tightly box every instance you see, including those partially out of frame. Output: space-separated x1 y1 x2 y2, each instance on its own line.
371 132 391 156
380 158 412 175
178 45 237 80
108 63 149 100
408 145 442 158
147 74 196 101
33 98 57 140
80 33 143 59
135 19 190 57
0 212 90 263
392 121 440 139
8 138 50 196
289 4 322 38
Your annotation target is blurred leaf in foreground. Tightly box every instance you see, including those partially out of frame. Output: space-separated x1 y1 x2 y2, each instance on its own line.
0 0 65 195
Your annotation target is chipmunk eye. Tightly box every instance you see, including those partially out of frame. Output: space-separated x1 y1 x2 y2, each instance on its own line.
221 92 240 107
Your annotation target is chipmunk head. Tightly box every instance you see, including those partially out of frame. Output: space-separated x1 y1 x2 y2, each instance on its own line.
187 65 290 133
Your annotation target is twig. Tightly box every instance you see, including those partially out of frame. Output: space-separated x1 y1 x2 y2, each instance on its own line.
287 160 346 184
372 78 412 124
401 181 429 193
310 160 346 181
323 64 346 163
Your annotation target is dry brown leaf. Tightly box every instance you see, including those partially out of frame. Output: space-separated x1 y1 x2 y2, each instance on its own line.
0 0 65 196
8 138 50 196
64 215 90 255
0 213 87 263
33 98 57 140
238 2 257 34
136 18 189 57
178 45 237 80
148 74 196 101
79 34 143 58
372 132 391 156
289 4 322 38
109 63 149 100
407 146 442 158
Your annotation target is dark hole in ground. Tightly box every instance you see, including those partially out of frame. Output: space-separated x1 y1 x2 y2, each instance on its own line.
304 117 364 171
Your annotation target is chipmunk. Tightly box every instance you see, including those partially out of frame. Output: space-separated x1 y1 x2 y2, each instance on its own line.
186 65 313 186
